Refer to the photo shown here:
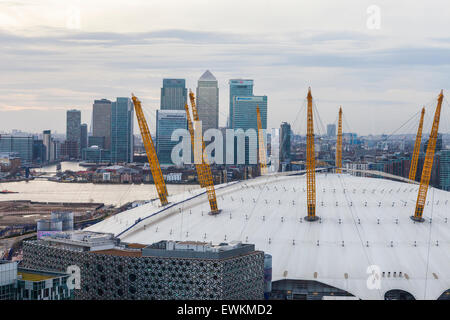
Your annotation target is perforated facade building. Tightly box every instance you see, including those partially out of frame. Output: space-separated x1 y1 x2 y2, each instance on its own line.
21 233 264 300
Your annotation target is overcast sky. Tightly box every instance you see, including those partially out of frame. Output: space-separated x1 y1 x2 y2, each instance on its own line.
1 0 450 135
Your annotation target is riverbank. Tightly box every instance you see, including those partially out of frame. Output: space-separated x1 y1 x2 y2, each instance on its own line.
0 180 199 206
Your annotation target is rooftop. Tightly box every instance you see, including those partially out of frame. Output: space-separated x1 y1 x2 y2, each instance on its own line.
17 268 68 282
199 70 216 81
143 240 256 259
39 230 117 251
92 248 142 257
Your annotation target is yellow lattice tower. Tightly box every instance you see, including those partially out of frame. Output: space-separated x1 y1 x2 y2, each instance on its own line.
131 94 168 206
412 91 444 222
336 106 343 174
408 107 425 181
305 88 318 221
188 90 220 214
256 106 267 175
184 103 208 188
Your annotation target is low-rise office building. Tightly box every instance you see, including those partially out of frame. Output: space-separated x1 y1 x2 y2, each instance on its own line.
0 260 72 300
22 231 264 300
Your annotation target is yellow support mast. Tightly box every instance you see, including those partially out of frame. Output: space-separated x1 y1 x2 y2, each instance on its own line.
408 107 426 181
131 94 168 206
256 106 267 175
336 106 343 174
412 91 444 222
187 91 207 187
184 103 208 189
305 88 319 221
188 90 220 214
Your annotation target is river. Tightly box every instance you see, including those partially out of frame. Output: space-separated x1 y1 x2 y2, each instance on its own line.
0 162 199 206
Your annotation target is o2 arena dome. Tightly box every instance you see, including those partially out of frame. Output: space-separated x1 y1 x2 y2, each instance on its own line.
86 172 450 300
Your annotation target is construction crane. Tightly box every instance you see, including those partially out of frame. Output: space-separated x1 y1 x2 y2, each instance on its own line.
336 106 343 174
412 90 444 222
305 88 318 221
188 90 220 214
408 107 426 182
256 106 268 175
131 94 169 206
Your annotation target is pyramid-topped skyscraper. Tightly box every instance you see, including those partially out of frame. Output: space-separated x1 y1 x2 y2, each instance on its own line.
196 70 219 133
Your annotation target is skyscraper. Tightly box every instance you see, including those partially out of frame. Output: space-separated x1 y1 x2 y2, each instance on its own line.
66 109 81 158
160 79 187 110
196 70 219 133
80 124 88 152
32 138 45 164
157 79 188 164
111 98 134 163
229 79 253 128
232 96 267 131
231 96 267 164
280 122 291 163
156 110 187 165
42 130 52 162
439 150 450 191
327 124 336 138
92 99 112 150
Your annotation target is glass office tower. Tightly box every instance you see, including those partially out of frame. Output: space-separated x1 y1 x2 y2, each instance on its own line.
156 110 187 165
232 96 267 131
66 109 81 158
92 99 112 149
280 122 291 163
111 97 134 163
80 124 88 152
440 150 450 191
229 79 254 128
160 79 187 110
0 135 34 165
231 96 267 165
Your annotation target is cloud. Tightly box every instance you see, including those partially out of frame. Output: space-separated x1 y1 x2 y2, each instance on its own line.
0 26 449 134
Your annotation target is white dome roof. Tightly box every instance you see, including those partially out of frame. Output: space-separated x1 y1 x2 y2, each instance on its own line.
86 173 450 299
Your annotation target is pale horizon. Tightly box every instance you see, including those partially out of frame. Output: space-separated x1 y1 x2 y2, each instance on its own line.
1 0 450 136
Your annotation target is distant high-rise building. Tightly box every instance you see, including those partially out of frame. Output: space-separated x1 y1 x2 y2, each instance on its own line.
92 99 112 149
60 140 78 160
42 130 52 162
229 79 254 128
160 79 187 110
32 138 45 164
156 110 187 165
0 135 33 165
327 124 336 138
196 70 219 133
88 136 105 149
52 140 59 161
439 150 450 191
66 109 81 158
280 122 291 163
80 124 88 152
231 96 267 164
232 96 267 131
111 97 134 163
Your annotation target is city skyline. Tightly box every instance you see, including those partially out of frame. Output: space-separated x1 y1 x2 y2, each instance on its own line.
2 0 450 304
1 1 450 135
